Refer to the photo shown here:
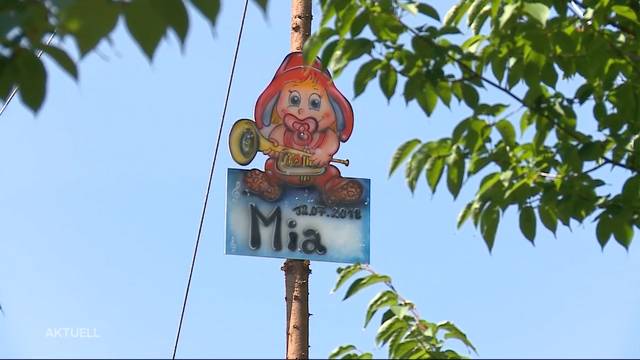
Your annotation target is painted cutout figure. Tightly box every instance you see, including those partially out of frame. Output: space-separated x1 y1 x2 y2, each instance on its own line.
231 52 362 205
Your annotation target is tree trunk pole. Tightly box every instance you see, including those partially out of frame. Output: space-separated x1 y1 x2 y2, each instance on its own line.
284 2 312 358
283 259 310 359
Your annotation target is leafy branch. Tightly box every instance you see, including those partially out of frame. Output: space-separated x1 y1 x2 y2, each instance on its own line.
0 0 268 113
329 264 476 359
394 6 638 174
307 0 640 250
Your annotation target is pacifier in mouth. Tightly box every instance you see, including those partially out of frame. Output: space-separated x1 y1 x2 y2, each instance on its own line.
294 122 311 142
284 113 318 146
297 131 310 142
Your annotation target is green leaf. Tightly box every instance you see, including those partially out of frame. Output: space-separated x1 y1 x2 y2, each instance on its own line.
16 51 46 112
443 2 467 27
556 198 572 227
61 0 119 56
125 0 168 60
350 10 369 37
0 58 17 100
427 156 445 193
461 34 485 52
343 39 374 59
436 82 452 107
612 220 633 250
380 308 394 326
457 202 473 228
451 81 463 101
596 214 612 249
471 199 486 228
438 321 477 353
390 139 421 176
303 27 336 65
519 206 536 244
320 40 340 68
391 340 420 359
18 2 50 44
333 264 362 293
461 83 479 108
190 0 221 27
403 75 421 103
499 3 518 28
507 59 523 89
43 45 78 79
476 172 500 199
390 304 411 319
504 177 529 202
406 142 432 192
344 274 391 300
252 0 268 14
386 326 405 356
468 153 490 174
523 3 550 26
0 9 21 39
446 149 465 199
467 0 489 26
471 5 491 34
491 55 507 83
417 3 440 21
612 5 638 22
416 83 438 116
541 61 558 88
578 142 603 161
375 316 407 346
520 111 533 135
336 3 359 37
538 204 557 235
365 290 398 327
480 205 499 251
329 345 357 359
369 12 403 43
153 0 189 44
622 176 640 198
379 64 397 101
574 83 593 104
495 119 516 148
412 36 433 58
320 0 337 27
399 3 418 15
328 38 373 77
354 59 382 97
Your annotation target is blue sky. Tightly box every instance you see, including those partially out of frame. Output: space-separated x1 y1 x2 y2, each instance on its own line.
0 1 639 358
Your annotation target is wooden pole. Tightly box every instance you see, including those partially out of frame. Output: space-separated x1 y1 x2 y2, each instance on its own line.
283 260 310 359
290 0 312 52
284 3 312 358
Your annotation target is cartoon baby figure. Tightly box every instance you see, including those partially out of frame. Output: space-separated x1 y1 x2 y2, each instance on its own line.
244 52 362 205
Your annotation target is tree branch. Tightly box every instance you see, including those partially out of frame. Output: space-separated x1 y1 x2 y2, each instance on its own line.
584 161 608 174
361 265 433 348
394 17 639 174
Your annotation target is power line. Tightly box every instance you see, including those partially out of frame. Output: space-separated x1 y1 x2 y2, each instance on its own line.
0 31 57 117
171 0 249 358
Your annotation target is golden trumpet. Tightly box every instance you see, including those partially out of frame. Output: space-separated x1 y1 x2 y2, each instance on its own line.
229 119 349 167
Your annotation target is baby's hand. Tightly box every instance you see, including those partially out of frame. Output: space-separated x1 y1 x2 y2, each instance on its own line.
265 139 279 158
311 149 332 167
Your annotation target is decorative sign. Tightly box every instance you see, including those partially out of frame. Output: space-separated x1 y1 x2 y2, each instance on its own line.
225 52 370 264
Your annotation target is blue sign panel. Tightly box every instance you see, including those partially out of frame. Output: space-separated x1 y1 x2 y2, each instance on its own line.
225 168 370 264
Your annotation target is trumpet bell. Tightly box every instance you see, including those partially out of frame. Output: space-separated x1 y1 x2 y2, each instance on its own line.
229 119 260 165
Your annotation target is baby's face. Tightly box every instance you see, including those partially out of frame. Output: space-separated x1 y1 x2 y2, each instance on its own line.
276 79 335 131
